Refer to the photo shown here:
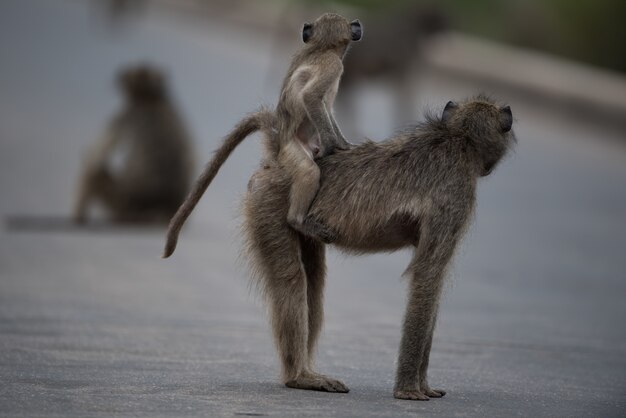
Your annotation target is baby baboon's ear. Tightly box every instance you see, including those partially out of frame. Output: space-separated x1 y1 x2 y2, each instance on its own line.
302 22 313 43
500 105 513 132
350 19 362 41
442 101 458 122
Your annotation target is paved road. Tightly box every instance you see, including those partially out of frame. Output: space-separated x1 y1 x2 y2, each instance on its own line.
1 1 625 417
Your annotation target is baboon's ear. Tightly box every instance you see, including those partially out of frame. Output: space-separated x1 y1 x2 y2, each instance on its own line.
500 105 513 132
442 100 457 122
302 22 313 43
351 19 362 41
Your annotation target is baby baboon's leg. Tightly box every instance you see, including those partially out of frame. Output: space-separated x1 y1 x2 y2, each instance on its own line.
284 147 336 243
394 218 461 400
299 236 326 366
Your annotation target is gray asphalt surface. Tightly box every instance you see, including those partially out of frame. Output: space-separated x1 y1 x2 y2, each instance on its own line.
1 1 625 417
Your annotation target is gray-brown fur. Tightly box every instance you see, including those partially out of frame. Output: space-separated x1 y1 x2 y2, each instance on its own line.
163 13 361 257
74 64 193 224
243 97 514 398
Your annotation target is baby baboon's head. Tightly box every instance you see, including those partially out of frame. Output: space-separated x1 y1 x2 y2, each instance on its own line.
302 13 362 49
441 96 515 176
117 64 167 103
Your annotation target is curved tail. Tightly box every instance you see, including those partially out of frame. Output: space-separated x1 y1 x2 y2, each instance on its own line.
162 108 275 258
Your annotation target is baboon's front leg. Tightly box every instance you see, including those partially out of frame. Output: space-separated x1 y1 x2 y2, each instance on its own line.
394 223 459 400
418 314 446 398
394 275 442 401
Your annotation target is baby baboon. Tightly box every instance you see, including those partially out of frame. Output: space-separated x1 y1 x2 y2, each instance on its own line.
74 64 193 223
277 13 361 240
163 13 361 257
243 97 514 398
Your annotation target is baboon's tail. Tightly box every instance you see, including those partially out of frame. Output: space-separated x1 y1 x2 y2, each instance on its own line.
162 108 275 258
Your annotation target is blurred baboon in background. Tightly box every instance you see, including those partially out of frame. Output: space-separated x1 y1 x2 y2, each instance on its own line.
74 64 194 224
338 5 447 132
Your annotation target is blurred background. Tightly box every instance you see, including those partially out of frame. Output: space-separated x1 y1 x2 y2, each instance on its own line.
1 0 625 416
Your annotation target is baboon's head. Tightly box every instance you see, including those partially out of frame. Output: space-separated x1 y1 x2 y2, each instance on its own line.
117 64 167 103
302 13 362 49
441 97 514 176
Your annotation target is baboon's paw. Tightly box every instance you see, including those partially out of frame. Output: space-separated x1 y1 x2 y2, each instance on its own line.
394 390 430 401
423 387 446 398
285 373 349 393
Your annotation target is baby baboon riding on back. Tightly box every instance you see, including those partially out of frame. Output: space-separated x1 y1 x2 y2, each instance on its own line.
163 13 362 257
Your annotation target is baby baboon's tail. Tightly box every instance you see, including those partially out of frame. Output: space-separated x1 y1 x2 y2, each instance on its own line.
162 108 275 258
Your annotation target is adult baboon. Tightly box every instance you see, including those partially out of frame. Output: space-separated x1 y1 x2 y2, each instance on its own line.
74 64 193 224
243 97 515 398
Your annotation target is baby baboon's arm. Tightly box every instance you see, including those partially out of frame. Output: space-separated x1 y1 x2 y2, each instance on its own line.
329 111 351 149
301 58 343 153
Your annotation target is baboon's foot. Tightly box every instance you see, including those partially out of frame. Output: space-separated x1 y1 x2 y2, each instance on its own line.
394 390 430 401
422 387 446 398
300 217 337 243
285 372 349 393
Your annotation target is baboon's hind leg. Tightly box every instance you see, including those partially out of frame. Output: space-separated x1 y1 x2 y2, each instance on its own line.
297 236 349 393
300 236 326 364
253 226 346 392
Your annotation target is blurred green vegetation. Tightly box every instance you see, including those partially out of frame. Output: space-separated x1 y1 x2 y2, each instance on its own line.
312 0 626 73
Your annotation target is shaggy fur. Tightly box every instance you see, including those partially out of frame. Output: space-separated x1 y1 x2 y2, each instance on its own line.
242 96 515 398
